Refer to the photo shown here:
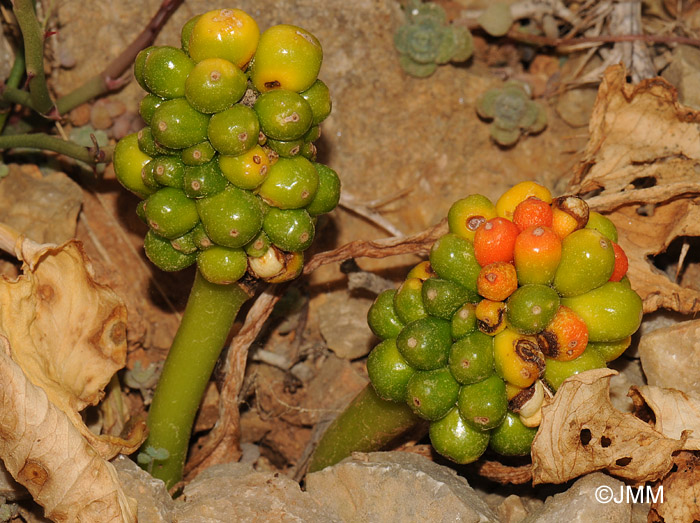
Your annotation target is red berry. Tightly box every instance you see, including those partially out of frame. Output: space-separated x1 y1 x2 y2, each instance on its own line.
609 242 629 282
473 217 519 267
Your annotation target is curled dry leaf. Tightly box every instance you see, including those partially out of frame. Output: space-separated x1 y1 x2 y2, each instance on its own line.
566 64 700 314
0 335 136 522
0 237 145 458
648 451 700 523
531 368 686 484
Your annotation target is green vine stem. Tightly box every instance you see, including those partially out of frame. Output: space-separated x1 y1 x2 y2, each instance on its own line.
307 384 421 473
0 46 27 134
12 0 54 116
141 271 253 489
0 133 110 164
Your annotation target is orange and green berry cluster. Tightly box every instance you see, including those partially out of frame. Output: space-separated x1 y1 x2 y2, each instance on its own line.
113 9 340 285
366 181 642 465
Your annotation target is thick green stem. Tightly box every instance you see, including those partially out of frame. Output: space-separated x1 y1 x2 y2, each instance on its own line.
142 271 251 489
0 46 28 134
0 133 111 164
13 0 54 115
307 384 421 473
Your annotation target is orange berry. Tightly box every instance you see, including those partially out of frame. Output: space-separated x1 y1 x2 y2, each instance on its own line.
473 217 519 267
609 242 629 282
550 195 589 239
513 197 553 232
477 262 518 301
536 305 588 361
513 226 562 285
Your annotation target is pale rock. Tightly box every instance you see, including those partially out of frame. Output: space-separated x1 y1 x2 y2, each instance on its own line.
496 494 529 523
317 290 376 359
112 455 174 523
305 451 499 522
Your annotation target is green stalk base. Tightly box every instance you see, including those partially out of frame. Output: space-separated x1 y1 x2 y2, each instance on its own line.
141 271 250 489
307 384 420 474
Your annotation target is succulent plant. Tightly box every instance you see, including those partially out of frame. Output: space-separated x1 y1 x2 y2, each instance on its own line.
476 81 548 146
394 0 473 78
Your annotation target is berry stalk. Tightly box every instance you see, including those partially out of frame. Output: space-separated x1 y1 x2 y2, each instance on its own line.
141 271 252 488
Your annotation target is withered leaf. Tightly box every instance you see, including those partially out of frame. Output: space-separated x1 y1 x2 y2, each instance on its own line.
648 451 700 523
0 238 144 458
531 369 685 484
0 335 136 522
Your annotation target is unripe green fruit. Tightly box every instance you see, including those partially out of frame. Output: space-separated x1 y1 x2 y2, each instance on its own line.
544 346 606 390
588 337 631 362
300 141 317 161
265 138 303 158
187 9 260 68
140 158 160 190
180 14 201 55
585 211 618 242
397 316 451 370
506 284 560 334
254 90 313 141
191 222 214 250
144 187 199 239
553 229 615 297
139 94 164 126
137 127 159 157
151 98 210 149
250 24 323 93
406 368 460 420
394 278 428 324
185 58 247 113
148 155 185 189
263 207 315 252
451 303 477 339
113 132 155 198
367 289 404 340
208 104 260 156
448 331 494 384
422 278 475 320
457 374 507 431
244 230 271 258
429 233 480 292
143 46 194 99
196 245 248 285
181 141 216 166
367 339 416 403
134 46 157 91
196 185 264 248
300 79 332 125
562 281 642 342
144 229 197 272
429 407 490 464
303 125 321 143
305 163 340 216
170 230 198 254
488 411 537 456
257 156 318 209
183 160 228 198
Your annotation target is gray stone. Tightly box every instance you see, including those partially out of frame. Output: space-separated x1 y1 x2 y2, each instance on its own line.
522 472 631 523
305 451 499 522
112 455 175 523
173 462 339 522
317 291 376 360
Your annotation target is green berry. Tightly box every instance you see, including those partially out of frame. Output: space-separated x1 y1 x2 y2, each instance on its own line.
406 367 460 420
429 407 490 464
143 46 194 99
254 89 313 141
263 207 315 252
588 337 631 363
196 185 263 248
181 140 217 166
170 229 198 254
585 211 618 243
451 303 477 339
300 79 332 125
134 46 157 91
196 245 248 285
144 229 197 272
140 158 160 190
148 155 185 189
367 289 405 340
265 138 304 158
457 375 507 431
136 200 148 224
250 24 323 93
139 94 164 126
183 159 228 198
191 222 214 250
244 230 271 258
137 127 159 157
448 331 494 384
397 316 452 370
303 125 321 143
207 104 260 156
299 141 317 161
367 338 416 403
553 229 615 297
429 233 481 292
306 163 341 216
543 346 606 391
187 9 260 68
257 156 318 209
506 284 560 335
144 187 199 239
394 278 428 324
151 98 210 149
422 278 475 320
180 14 201 55
113 132 155 198
185 58 248 113
488 411 537 456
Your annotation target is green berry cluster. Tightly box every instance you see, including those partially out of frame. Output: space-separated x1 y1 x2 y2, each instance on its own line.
394 0 473 78
113 9 340 285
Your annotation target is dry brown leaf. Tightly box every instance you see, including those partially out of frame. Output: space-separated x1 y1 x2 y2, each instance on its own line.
0 237 145 458
648 451 700 523
0 335 136 522
531 368 685 484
